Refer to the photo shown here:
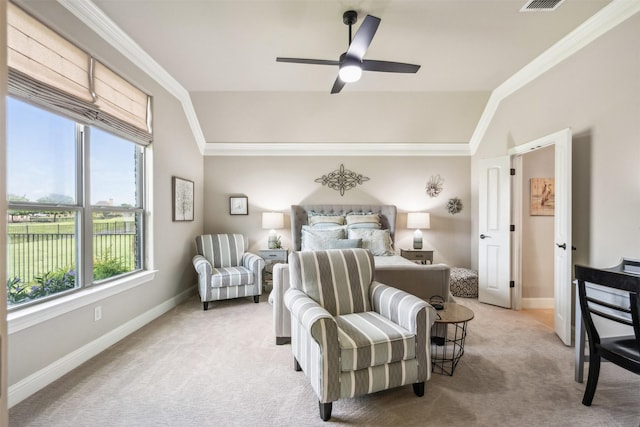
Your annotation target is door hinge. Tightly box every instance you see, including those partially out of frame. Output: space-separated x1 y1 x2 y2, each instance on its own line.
510 224 515 232
509 280 515 288
510 168 516 176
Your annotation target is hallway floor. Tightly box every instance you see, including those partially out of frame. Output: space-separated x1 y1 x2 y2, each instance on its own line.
522 308 554 329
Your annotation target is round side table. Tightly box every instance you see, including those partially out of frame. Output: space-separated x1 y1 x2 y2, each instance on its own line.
431 302 474 376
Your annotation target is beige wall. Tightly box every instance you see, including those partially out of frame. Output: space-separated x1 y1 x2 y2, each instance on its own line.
203 156 472 268
472 13 640 271
7 2 203 395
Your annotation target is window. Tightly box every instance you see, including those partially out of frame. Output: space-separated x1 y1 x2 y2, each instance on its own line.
6 97 145 308
6 3 151 309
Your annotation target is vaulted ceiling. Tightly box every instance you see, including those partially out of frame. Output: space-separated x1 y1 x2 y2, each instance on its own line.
91 0 611 93
25 0 631 155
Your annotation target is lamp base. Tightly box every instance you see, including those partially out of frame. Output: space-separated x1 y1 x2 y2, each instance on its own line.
413 229 423 250
268 231 277 249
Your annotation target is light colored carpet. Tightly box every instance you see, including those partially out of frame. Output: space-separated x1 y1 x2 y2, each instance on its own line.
9 295 640 426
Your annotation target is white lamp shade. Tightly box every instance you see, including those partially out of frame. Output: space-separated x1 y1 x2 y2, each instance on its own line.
407 212 430 230
262 212 284 230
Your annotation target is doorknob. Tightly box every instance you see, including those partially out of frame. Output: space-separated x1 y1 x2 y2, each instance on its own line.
480 234 491 239
556 243 566 250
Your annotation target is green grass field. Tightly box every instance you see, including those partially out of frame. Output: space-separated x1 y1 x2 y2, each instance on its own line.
7 217 138 282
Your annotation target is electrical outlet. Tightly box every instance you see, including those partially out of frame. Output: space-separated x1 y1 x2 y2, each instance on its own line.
94 306 102 322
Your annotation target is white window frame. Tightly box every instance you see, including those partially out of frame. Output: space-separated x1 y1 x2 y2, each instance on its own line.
6 97 150 311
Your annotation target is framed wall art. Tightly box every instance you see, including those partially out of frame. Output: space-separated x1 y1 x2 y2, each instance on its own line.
530 178 554 216
229 196 248 215
172 176 194 221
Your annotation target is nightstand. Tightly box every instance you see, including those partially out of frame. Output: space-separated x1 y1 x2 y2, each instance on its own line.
400 248 434 265
259 249 289 291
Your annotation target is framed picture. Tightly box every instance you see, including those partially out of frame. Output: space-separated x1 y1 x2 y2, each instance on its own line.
172 176 194 221
229 196 248 215
530 178 554 216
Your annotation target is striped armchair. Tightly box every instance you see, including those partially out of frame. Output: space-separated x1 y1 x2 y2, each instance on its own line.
193 234 264 310
284 248 435 421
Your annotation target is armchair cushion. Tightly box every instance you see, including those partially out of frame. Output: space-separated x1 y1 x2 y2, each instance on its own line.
210 266 254 288
336 311 415 372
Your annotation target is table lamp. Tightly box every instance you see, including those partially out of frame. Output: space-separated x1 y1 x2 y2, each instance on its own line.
407 212 430 250
262 212 284 249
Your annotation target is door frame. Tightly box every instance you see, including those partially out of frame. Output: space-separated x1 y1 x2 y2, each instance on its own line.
508 128 572 344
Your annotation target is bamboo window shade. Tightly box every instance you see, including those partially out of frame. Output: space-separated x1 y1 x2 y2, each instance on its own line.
7 3 152 144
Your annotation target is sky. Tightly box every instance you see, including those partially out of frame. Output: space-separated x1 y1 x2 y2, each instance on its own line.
7 97 139 207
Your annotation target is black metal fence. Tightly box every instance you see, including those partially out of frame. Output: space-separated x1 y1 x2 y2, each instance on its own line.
7 222 137 282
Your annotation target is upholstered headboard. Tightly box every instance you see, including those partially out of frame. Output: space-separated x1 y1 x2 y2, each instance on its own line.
290 204 397 251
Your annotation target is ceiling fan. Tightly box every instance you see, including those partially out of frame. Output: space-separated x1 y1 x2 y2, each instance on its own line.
276 10 421 94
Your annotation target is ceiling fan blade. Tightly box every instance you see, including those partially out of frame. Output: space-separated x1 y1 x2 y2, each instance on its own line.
346 15 380 60
330 76 346 94
362 60 421 73
276 57 339 66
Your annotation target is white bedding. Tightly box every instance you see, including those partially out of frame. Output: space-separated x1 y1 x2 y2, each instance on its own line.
373 255 420 267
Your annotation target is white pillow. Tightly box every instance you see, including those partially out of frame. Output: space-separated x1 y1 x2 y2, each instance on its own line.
346 213 379 224
347 229 394 256
301 226 346 251
346 213 381 229
308 215 345 227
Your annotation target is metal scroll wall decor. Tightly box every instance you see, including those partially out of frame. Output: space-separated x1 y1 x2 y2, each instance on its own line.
315 164 370 196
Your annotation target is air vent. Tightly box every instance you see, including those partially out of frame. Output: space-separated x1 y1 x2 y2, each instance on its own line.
521 0 566 12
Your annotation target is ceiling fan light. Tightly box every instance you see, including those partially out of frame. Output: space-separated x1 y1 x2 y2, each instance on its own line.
338 64 362 83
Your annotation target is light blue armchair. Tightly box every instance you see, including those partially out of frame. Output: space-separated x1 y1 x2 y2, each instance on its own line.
193 234 264 310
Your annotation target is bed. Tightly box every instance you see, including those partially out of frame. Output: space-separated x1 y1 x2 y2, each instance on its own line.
270 204 452 345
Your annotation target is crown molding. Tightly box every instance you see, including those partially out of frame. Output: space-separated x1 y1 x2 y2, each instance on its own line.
203 142 470 157
56 0 207 154
468 0 640 155
58 0 638 158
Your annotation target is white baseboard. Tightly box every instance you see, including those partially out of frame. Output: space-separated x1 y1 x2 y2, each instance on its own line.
521 297 554 309
8 288 194 408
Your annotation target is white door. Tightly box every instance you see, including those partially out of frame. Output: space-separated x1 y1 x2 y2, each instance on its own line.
553 130 572 345
509 128 573 345
478 156 511 308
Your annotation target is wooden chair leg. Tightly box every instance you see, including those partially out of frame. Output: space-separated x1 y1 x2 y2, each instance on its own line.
253 295 260 303
582 353 601 406
413 382 425 397
203 301 209 311
294 357 301 372
319 401 332 421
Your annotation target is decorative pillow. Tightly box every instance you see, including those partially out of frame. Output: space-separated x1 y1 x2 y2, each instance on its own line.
347 228 394 256
301 227 346 251
323 238 362 249
308 214 345 227
346 213 379 223
345 213 381 229
346 222 381 229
